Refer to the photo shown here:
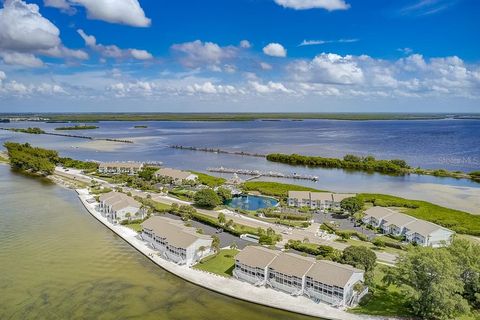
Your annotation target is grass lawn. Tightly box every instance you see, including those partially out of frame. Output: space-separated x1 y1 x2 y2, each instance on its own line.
358 193 480 236
142 199 172 212
456 234 480 245
337 238 405 256
242 181 327 198
125 223 143 232
350 265 411 317
190 171 226 187
193 249 239 277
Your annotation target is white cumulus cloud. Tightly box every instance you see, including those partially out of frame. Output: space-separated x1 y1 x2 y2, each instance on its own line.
78 29 153 60
45 0 150 27
0 0 87 67
0 0 60 51
240 40 252 48
171 40 237 69
263 43 287 57
250 81 292 93
274 0 350 11
0 52 44 67
289 53 364 84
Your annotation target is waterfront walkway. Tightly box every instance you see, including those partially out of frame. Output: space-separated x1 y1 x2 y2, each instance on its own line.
76 188 383 320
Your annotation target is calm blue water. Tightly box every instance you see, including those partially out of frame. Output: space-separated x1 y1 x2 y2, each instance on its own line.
1 119 479 212
226 195 279 211
2 119 478 171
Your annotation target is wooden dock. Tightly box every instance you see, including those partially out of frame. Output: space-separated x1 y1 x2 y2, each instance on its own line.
208 167 318 181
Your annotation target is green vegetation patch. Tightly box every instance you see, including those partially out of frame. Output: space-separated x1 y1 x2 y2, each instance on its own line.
58 157 99 171
124 223 143 232
193 249 239 277
242 181 324 198
4 142 58 175
358 193 480 236
285 240 341 260
190 171 226 187
350 265 411 317
138 198 172 212
266 153 410 176
54 125 99 130
8 127 45 134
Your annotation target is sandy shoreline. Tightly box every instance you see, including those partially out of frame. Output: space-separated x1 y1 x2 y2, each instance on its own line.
72 140 128 152
75 188 384 320
407 183 480 215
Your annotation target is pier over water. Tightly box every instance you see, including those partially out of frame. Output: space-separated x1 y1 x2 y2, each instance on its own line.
208 167 318 181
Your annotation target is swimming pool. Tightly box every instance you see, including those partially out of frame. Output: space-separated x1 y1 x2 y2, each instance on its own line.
225 195 278 211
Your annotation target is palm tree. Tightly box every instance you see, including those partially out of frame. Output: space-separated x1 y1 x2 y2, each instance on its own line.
198 245 206 258
212 235 220 253
218 212 226 225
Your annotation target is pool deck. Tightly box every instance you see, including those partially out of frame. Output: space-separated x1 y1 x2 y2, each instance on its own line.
76 188 387 320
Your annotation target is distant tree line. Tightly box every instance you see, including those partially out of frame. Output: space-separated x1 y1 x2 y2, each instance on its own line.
54 125 99 131
266 153 411 175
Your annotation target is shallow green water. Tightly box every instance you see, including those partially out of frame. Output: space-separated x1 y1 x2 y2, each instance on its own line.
0 165 317 320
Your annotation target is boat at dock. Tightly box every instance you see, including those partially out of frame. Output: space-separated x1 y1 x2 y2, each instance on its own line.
207 167 318 181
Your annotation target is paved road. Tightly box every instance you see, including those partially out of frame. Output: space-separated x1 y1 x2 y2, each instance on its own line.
56 167 398 265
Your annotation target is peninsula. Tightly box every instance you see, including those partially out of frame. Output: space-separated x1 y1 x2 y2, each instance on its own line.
2 141 479 320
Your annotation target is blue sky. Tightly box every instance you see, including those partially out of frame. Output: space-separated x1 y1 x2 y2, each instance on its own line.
0 0 479 112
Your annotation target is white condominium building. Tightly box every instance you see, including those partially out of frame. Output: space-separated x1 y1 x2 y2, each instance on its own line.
142 216 213 266
99 191 144 222
362 206 455 247
233 246 367 307
288 191 356 211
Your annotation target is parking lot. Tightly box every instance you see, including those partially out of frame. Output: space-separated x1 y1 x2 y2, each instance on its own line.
313 212 376 240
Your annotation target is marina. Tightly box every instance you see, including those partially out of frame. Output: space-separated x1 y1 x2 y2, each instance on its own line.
208 166 319 181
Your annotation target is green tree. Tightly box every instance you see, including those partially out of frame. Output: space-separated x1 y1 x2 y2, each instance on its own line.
194 188 222 209
170 203 179 213
362 155 376 162
198 245 206 257
225 219 234 229
384 246 469 320
218 212 226 225
341 246 376 285
448 239 480 308
216 187 232 202
178 205 195 221
340 197 364 213
211 235 220 253
390 159 409 168
344 154 362 162
138 166 158 181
